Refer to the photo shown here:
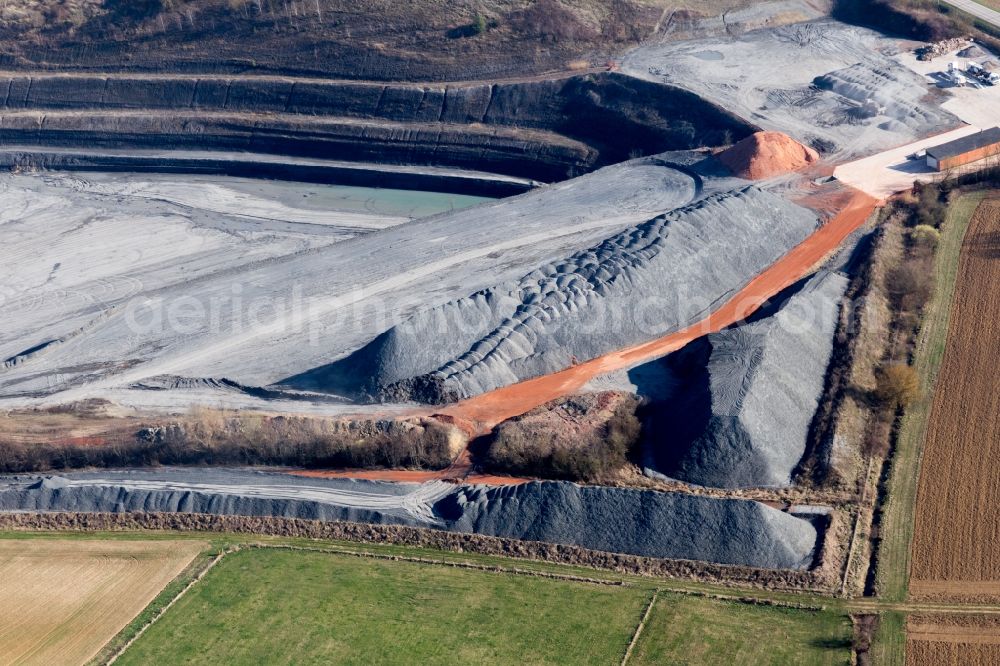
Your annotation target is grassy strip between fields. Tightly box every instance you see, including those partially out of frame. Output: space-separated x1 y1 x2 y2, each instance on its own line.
871 192 987 662
87 547 224 666
871 610 907 666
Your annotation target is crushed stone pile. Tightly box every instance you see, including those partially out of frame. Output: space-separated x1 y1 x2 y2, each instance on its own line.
641 270 848 488
321 185 819 403
957 45 989 59
437 481 816 569
717 131 819 180
813 63 949 130
622 19 960 161
0 468 818 569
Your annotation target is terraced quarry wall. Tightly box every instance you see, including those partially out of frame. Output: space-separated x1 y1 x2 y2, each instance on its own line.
0 72 756 182
909 196 1000 601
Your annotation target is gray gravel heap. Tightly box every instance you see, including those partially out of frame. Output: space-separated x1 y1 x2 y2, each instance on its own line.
0 468 817 570
813 63 951 131
435 481 817 569
332 185 819 403
642 270 848 488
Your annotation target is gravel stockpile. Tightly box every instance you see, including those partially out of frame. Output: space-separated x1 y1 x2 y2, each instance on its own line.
329 185 819 403
436 482 817 569
812 63 952 131
0 469 450 526
641 270 849 488
0 159 696 405
0 468 818 569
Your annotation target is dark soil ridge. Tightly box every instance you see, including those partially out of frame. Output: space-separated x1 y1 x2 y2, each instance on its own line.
0 471 817 569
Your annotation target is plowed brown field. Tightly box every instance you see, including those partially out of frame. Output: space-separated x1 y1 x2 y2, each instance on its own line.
910 196 1000 600
907 615 1000 665
0 538 204 665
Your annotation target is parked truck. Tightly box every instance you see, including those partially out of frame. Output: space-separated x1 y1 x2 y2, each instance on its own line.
967 61 1000 86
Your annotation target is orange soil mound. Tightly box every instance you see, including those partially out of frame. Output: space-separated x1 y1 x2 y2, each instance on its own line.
718 131 819 180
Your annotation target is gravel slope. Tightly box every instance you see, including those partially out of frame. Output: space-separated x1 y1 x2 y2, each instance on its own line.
314 183 819 403
640 269 849 488
0 159 696 405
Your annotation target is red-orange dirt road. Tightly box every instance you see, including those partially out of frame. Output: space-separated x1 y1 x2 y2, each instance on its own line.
289 186 876 485
441 187 878 433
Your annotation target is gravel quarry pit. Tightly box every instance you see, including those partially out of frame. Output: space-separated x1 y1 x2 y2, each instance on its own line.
0 6 923 576
0 468 818 569
623 18 960 160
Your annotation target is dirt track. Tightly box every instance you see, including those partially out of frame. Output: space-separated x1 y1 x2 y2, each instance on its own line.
910 196 1000 599
287 449 527 486
443 187 878 432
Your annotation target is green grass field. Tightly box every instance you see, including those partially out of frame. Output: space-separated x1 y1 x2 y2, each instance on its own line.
115 547 648 665
103 545 853 666
629 593 852 666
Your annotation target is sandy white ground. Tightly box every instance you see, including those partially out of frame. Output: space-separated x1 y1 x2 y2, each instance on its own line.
623 17 958 161
0 172 476 379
